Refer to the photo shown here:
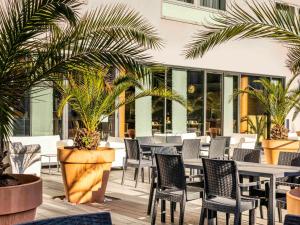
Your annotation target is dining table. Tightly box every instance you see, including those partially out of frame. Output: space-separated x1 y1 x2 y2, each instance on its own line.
184 158 300 225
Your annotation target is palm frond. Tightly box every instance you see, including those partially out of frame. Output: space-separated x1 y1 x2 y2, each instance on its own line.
185 0 300 73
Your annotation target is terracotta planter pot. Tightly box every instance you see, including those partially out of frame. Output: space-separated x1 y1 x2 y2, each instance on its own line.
0 174 42 225
58 147 115 204
296 131 300 137
287 188 300 215
262 139 300 164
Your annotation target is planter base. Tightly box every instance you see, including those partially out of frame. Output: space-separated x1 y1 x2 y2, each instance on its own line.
58 147 115 204
287 188 300 215
262 140 300 164
0 174 42 225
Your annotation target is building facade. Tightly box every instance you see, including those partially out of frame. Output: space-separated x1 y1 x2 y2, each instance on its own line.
14 0 300 138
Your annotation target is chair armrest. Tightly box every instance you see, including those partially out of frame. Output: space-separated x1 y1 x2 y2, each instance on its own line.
276 181 300 188
239 179 268 188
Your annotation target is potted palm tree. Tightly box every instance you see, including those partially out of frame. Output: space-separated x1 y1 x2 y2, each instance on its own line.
56 69 185 204
185 1 300 164
0 0 165 223
235 78 300 164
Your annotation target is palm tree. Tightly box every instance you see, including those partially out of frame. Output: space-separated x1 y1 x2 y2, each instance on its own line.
0 0 162 181
56 69 186 149
185 0 300 139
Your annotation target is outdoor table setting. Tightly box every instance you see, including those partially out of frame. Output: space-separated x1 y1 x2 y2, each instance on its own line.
184 158 300 225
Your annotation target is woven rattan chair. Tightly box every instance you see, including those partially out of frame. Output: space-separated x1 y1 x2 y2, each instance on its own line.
261 152 300 223
151 153 187 225
121 139 152 188
18 212 112 225
207 137 227 159
136 136 155 157
284 214 300 225
166 136 182 144
147 147 177 215
199 158 257 225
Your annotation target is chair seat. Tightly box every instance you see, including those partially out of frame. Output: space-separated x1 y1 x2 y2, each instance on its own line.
127 159 152 167
203 196 256 213
156 189 185 202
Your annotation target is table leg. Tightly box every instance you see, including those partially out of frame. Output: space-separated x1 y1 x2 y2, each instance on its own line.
48 157 51 175
268 175 275 225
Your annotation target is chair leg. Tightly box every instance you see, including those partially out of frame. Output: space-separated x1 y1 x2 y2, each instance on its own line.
135 167 140 188
148 167 151 184
141 168 145 183
233 213 241 225
147 181 156 215
249 209 255 225
207 210 214 225
179 198 186 225
278 205 283 223
121 163 126 185
170 202 175 223
226 213 230 225
161 200 166 223
151 197 159 225
199 207 206 225
259 205 264 219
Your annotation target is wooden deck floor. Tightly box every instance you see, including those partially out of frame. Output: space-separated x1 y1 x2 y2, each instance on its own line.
37 168 285 225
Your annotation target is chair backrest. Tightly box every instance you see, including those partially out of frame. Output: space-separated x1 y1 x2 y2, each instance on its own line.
124 139 140 160
232 148 261 163
284 214 300 225
17 212 112 225
166 135 182 143
181 139 201 160
278 152 300 166
155 153 186 190
202 158 239 199
208 137 227 159
153 135 166 143
136 136 154 144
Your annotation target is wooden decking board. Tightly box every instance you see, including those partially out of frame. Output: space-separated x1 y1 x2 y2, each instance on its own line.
36 168 284 225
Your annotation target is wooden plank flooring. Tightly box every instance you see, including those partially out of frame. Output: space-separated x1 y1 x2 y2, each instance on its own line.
37 168 286 225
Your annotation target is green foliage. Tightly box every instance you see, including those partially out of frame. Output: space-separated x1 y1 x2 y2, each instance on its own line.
0 0 163 173
243 115 267 144
56 69 186 149
185 0 300 139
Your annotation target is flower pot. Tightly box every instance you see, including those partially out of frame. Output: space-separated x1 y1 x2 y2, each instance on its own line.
58 147 115 204
0 174 42 225
287 188 300 215
262 139 300 164
296 131 300 137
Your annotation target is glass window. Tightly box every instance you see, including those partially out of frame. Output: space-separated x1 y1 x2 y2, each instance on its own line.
53 89 62 137
175 0 194 4
125 87 135 135
152 68 167 134
13 95 31 136
206 73 222 136
200 0 226 10
187 70 205 135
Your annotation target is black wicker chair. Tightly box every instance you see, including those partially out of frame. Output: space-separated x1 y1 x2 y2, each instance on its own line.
261 152 300 223
121 139 152 188
151 153 187 225
147 147 177 215
199 158 258 225
17 212 112 225
136 136 155 158
284 214 300 225
207 137 227 159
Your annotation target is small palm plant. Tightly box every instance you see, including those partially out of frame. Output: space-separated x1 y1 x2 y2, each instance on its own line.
56 69 186 149
242 115 267 144
235 78 300 140
185 0 300 139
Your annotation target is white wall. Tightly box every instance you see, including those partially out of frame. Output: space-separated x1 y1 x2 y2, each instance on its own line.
84 0 300 131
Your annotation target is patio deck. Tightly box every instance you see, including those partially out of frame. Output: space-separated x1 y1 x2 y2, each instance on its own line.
37 168 285 225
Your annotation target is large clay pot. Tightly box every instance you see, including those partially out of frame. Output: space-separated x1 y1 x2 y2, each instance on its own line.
262 139 300 164
296 131 300 137
0 174 42 225
287 188 300 215
58 147 115 204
